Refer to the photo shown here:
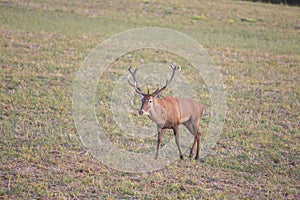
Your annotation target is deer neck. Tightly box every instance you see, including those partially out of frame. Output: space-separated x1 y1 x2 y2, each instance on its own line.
148 101 167 126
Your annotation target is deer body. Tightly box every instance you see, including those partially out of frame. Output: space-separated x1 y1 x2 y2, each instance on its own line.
128 64 203 160
147 97 180 128
141 96 203 159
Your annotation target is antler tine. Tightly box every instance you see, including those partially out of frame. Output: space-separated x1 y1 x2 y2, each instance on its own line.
166 63 177 84
127 64 147 96
127 64 136 87
171 63 181 72
153 63 179 96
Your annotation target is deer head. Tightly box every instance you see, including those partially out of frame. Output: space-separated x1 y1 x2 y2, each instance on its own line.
128 63 179 116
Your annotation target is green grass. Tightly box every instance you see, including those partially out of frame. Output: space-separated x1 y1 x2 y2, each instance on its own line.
1 0 299 199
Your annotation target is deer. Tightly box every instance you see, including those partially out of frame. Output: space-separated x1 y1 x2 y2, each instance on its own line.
128 63 203 160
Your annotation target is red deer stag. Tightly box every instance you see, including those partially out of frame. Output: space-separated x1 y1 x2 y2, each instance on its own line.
128 63 203 160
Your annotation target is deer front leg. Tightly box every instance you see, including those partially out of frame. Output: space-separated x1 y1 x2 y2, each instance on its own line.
155 128 163 159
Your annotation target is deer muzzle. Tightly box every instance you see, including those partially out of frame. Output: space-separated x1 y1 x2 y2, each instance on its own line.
139 109 150 116
139 110 144 115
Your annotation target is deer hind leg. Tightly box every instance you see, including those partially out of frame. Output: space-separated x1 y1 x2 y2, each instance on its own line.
185 119 201 160
173 125 183 160
194 117 202 160
155 128 164 159
189 135 197 159
183 122 197 159
195 131 201 160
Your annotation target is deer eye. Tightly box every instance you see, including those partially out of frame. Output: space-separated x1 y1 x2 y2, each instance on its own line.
149 99 153 104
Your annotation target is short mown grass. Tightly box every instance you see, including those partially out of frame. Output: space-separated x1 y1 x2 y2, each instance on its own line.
1 0 299 199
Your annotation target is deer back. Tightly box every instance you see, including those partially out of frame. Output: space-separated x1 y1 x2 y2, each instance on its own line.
177 98 203 124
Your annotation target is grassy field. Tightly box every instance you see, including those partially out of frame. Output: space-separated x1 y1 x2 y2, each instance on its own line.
1 0 299 199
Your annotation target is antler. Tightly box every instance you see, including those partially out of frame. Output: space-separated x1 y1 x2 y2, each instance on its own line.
153 63 180 96
128 63 180 96
128 64 148 96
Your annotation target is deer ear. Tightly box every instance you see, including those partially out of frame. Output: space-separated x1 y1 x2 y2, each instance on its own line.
155 92 162 98
139 94 144 99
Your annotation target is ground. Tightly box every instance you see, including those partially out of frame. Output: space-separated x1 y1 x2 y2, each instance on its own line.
0 0 299 199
